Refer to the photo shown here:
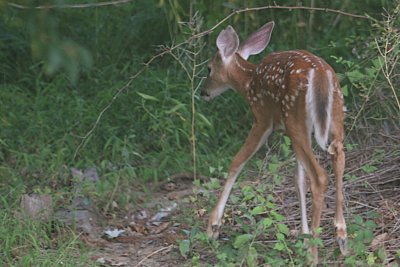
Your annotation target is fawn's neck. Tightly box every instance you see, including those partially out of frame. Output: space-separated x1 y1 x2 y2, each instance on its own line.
228 54 256 97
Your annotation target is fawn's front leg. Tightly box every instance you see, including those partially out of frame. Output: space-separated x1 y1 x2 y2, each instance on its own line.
207 122 272 239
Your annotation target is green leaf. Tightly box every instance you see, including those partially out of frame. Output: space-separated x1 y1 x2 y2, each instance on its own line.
250 206 265 216
346 69 364 83
354 214 363 224
233 234 253 249
271 211 285 222
366 67 378 77
365 220 377 229
345 255 357 266
209 166 216 174
266 201 275 209
197 113 212 127
268 162 279 173
313 227 323 235
274 242 285 251
262 217 273 228
372 57 384 69
194 232 209 242
137 92 159 101
377 247 387 261
243 192 255 202
283 136 291 145
276 232 285 241
165 102 185 114
367 252 377 265
342 84 349 97
179 239 190 258
216 252 227 261
310 237 324 247
230 194 239 204
360 164 378 174
277 223 289 235
246 246 258 267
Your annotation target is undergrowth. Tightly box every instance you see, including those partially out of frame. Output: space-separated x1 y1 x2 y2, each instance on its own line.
0 0 399 266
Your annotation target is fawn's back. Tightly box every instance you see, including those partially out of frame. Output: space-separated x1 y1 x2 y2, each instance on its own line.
242 49 345 149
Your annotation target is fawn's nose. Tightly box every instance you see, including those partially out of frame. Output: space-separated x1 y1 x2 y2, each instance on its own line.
200 80 210 97
200 88 212 101
200 89 208 97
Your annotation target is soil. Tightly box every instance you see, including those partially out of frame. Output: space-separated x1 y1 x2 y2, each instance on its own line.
79 174 199 267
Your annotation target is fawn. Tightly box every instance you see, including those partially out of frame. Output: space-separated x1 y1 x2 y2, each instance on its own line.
201 21 347 264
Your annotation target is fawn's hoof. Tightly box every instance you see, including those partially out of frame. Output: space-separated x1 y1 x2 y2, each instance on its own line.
337 236 348 255
207 224 220 240
335 224 348 255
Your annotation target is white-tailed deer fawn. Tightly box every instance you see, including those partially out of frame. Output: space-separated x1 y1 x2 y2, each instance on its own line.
201 21 347 264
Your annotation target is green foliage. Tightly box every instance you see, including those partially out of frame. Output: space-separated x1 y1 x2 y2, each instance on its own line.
1 0 398 265
179 239 191 259
181 175 323 266
182 177 395 266
332 4 400 135
344 213 383 266
0 196 94 266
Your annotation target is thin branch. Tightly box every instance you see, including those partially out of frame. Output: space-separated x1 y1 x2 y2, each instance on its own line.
373 10 400 111
200 5 371 33
8 0 134 9
344 68 381 141
73 79 132 159
169 51 192 81
73 47 173 159
8 2 372 21
133 245 173 267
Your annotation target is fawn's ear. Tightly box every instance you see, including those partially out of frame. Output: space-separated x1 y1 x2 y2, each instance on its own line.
238 21 274 60
216 25 240 61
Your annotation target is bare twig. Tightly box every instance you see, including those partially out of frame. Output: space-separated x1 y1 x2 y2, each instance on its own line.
375 35 400 111
133 245 173 267
8 2 372 20
73 45 177 159
8 0 134 9
186 5 371 45
344 70 380 140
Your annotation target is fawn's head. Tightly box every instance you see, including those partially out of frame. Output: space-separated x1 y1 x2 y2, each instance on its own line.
201 21 275 100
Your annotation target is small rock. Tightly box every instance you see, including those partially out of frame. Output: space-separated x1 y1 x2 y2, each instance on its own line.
20 194 53 222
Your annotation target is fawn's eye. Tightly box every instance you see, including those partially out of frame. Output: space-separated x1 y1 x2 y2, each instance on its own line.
207 67 211 74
